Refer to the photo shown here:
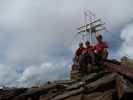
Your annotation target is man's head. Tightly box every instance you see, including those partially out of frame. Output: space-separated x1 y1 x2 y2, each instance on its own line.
85 41 90 47
96 35 103 42
79 42 83 48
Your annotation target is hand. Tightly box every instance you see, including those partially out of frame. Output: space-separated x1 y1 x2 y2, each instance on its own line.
94 50 97 53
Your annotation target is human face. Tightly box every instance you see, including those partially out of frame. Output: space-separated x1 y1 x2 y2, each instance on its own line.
96 37 102 42
85 42 90 47
79 43 83 48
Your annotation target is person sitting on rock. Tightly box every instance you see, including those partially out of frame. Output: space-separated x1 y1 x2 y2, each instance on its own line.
72 42 85 71
74 42 85 65
84 41 94 64
94 34 108 63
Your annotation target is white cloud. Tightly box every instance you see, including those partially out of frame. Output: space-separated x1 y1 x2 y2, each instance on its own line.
0 61 70 87
0 0 132 65
0 64 18 86
118 23 133 58
15 61 70 87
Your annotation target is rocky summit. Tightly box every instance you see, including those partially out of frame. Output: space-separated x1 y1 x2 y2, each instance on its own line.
0 57 133 100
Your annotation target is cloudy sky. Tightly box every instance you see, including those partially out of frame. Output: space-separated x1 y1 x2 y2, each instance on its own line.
0 0 133 87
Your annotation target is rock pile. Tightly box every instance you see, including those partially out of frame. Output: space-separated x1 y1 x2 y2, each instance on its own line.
0 58 133 100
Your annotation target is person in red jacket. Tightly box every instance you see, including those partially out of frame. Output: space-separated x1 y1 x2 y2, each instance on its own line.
74 42 85 64
75 42 85 56
84 41 94 54
94 35 108 62
83 41 95 65
72 42 85 71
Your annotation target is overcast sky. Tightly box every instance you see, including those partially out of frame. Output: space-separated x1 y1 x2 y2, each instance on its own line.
0 0 133 87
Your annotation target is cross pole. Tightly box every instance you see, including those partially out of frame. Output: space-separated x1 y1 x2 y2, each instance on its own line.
77 10 106 44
